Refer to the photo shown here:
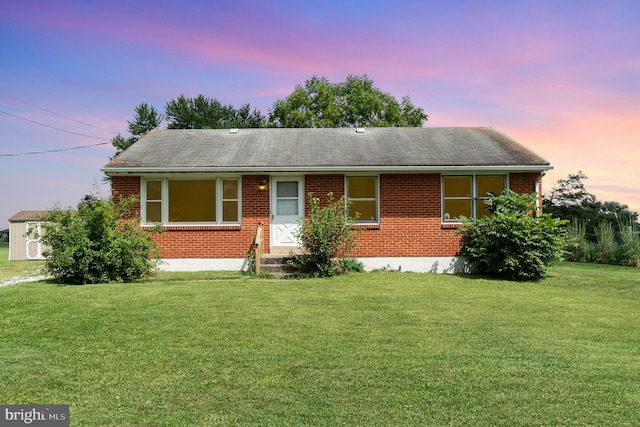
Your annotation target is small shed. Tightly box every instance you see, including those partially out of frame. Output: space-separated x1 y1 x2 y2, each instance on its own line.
8 211 50 261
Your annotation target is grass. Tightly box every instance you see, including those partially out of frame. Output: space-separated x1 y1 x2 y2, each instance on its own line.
0 241 46 282
0 262 639 426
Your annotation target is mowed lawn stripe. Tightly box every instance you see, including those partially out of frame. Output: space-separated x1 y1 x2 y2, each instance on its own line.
1 264 639 426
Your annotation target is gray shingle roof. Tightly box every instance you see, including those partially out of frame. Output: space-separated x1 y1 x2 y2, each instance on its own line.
102 127 550 173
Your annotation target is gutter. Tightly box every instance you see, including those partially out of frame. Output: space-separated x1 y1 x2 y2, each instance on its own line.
102 164 553 176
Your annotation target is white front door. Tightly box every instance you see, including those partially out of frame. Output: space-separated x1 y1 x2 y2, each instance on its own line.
271 177 304 247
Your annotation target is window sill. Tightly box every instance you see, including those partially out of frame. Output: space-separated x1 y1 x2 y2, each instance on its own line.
441 222 463 229
354 223 380 230
143 224 242 231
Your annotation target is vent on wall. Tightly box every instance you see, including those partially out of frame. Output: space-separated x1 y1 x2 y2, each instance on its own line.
356 128 365 133
229 128 239 134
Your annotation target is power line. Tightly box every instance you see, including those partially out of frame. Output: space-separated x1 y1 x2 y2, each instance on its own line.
0 141 111 157
0 109 112 141
0 108 116 156
1 93 121 133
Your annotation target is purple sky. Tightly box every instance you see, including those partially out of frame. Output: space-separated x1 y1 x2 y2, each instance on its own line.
1 0 639 228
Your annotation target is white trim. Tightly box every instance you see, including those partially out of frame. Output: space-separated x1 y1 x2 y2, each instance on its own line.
154 256 474 274
157 258 246 272
140 177 242 226
360 257 475 274
441 174 510 223
345 175 380 224
104 165 553 175
270 176 304 247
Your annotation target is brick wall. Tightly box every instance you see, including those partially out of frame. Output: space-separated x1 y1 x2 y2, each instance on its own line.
509 172 541 194
299 174 459 257
111 175 269 259
111 176 141 216
110 171 542 259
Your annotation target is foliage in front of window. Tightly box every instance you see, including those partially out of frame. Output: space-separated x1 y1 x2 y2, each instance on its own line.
456 191 567 281
37 196 161 285
292 193 361 277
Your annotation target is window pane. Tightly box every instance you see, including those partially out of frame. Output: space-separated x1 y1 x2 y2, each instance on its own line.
169 180 216 222
147 181 162 200
277 199 298 216
444 199 471 220
223 201 238 222
477 176 505 198
277 181 298 198
476 199 493 218
350 200 377 222
146 201 161 222
443 176 471 197
223 180 238 199
348 177 376 198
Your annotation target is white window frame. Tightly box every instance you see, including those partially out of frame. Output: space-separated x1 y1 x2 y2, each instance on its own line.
441 174 508 222
345 175 380 224
141 176 242 226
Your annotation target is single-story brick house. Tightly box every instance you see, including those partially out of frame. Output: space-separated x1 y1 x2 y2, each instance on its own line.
102 127 551 273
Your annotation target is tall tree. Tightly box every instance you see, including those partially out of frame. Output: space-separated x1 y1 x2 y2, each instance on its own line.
164 95 265 129
544 171 639 241
111 103 162 156
268 74 428 128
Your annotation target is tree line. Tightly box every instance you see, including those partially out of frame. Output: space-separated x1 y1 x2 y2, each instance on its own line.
543 171 639 267
111 74 428 156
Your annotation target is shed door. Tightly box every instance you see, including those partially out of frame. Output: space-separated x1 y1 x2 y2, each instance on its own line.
270 177 303 247
25 222 46 260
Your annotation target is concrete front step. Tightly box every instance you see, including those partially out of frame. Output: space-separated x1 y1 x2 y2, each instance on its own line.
259 254 297 275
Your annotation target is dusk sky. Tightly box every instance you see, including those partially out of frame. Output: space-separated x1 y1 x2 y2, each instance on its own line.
1 0 639 228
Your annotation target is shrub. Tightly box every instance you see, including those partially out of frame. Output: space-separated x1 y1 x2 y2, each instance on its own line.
293 193 361 277
593 222 621 265
565 218 594 263
618 218 640 267
457 191 567 281
565 217 640 267
336 258 365 274
37 196 160 285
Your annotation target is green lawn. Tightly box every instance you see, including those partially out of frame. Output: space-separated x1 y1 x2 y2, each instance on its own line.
0 241 46 282
1 263 639 426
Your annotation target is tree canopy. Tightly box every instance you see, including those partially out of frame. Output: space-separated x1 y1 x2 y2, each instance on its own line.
110 102 162 156
164 95 265 129
544 171 638 241
267 75 427 128
110 75 429 157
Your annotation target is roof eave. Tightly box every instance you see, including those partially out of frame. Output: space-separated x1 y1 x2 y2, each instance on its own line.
102 164 553 176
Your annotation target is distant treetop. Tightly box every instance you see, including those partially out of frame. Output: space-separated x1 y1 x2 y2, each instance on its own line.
267 74 428 128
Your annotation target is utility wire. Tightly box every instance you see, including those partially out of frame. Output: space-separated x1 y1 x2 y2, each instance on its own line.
0 109 112 141
0 141 110 157
1 93 121 133
0 109 115 156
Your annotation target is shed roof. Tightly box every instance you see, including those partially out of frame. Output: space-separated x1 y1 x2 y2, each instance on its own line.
8 210 51 222
102 127 551 174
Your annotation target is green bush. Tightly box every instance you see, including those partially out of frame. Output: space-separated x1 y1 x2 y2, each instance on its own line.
457 191 567 281
564 217 640 267
293 193 361 277
37 196 160 285
593 222 621 265
618 218 640 267
336 258 365 273
565 218 594 263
